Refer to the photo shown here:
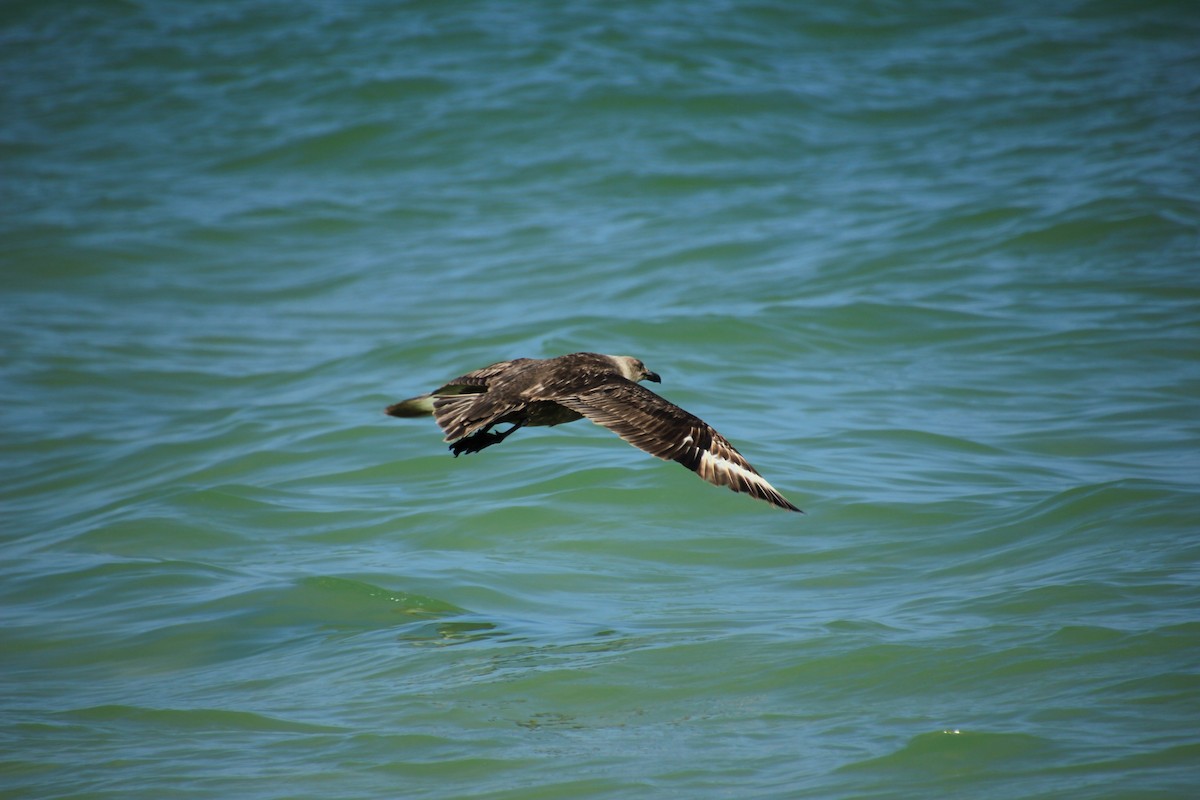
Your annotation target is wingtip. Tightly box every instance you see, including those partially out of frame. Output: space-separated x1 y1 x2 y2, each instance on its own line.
772 495 805 513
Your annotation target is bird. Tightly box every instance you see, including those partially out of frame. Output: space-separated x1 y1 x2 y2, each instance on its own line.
385 352 801 512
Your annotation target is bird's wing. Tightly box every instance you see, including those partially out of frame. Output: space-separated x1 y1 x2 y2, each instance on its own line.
428 359 532 440
554 380 801 512
432 392 525 442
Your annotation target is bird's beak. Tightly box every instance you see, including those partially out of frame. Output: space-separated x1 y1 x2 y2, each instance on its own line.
645 371 662 383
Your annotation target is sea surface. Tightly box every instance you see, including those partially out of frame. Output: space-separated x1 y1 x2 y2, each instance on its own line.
2 1 1199 798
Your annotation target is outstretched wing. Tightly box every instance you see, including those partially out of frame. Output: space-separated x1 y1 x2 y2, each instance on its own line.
555 380 801 512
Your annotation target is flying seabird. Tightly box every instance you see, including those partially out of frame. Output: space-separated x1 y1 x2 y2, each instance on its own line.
385 352 801 512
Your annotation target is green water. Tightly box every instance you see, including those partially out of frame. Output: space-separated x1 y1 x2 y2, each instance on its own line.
3 1 1199 798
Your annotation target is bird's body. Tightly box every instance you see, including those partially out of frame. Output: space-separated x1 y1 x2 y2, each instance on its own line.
386 352 801 512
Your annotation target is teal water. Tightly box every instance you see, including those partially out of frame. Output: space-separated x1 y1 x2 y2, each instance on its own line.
3 1 1199 798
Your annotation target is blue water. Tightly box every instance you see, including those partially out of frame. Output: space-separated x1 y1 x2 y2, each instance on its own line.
3 1 1199 798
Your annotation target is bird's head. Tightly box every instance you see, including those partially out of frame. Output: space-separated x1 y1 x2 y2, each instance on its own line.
612 355 661 384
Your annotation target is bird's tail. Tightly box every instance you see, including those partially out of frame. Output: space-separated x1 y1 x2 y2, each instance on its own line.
385 394 435 417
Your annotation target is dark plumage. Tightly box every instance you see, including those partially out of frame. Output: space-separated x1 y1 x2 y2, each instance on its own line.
385 352 801 512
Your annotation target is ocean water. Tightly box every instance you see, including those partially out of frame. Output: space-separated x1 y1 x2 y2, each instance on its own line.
2 1 1199 797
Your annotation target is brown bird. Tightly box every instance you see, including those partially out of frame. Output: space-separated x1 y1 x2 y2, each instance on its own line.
386 352 801 512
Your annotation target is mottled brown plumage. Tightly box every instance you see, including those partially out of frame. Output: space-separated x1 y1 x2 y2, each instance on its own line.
385 352 801 512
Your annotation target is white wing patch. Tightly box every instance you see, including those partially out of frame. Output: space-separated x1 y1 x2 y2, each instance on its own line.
698 448 775 493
